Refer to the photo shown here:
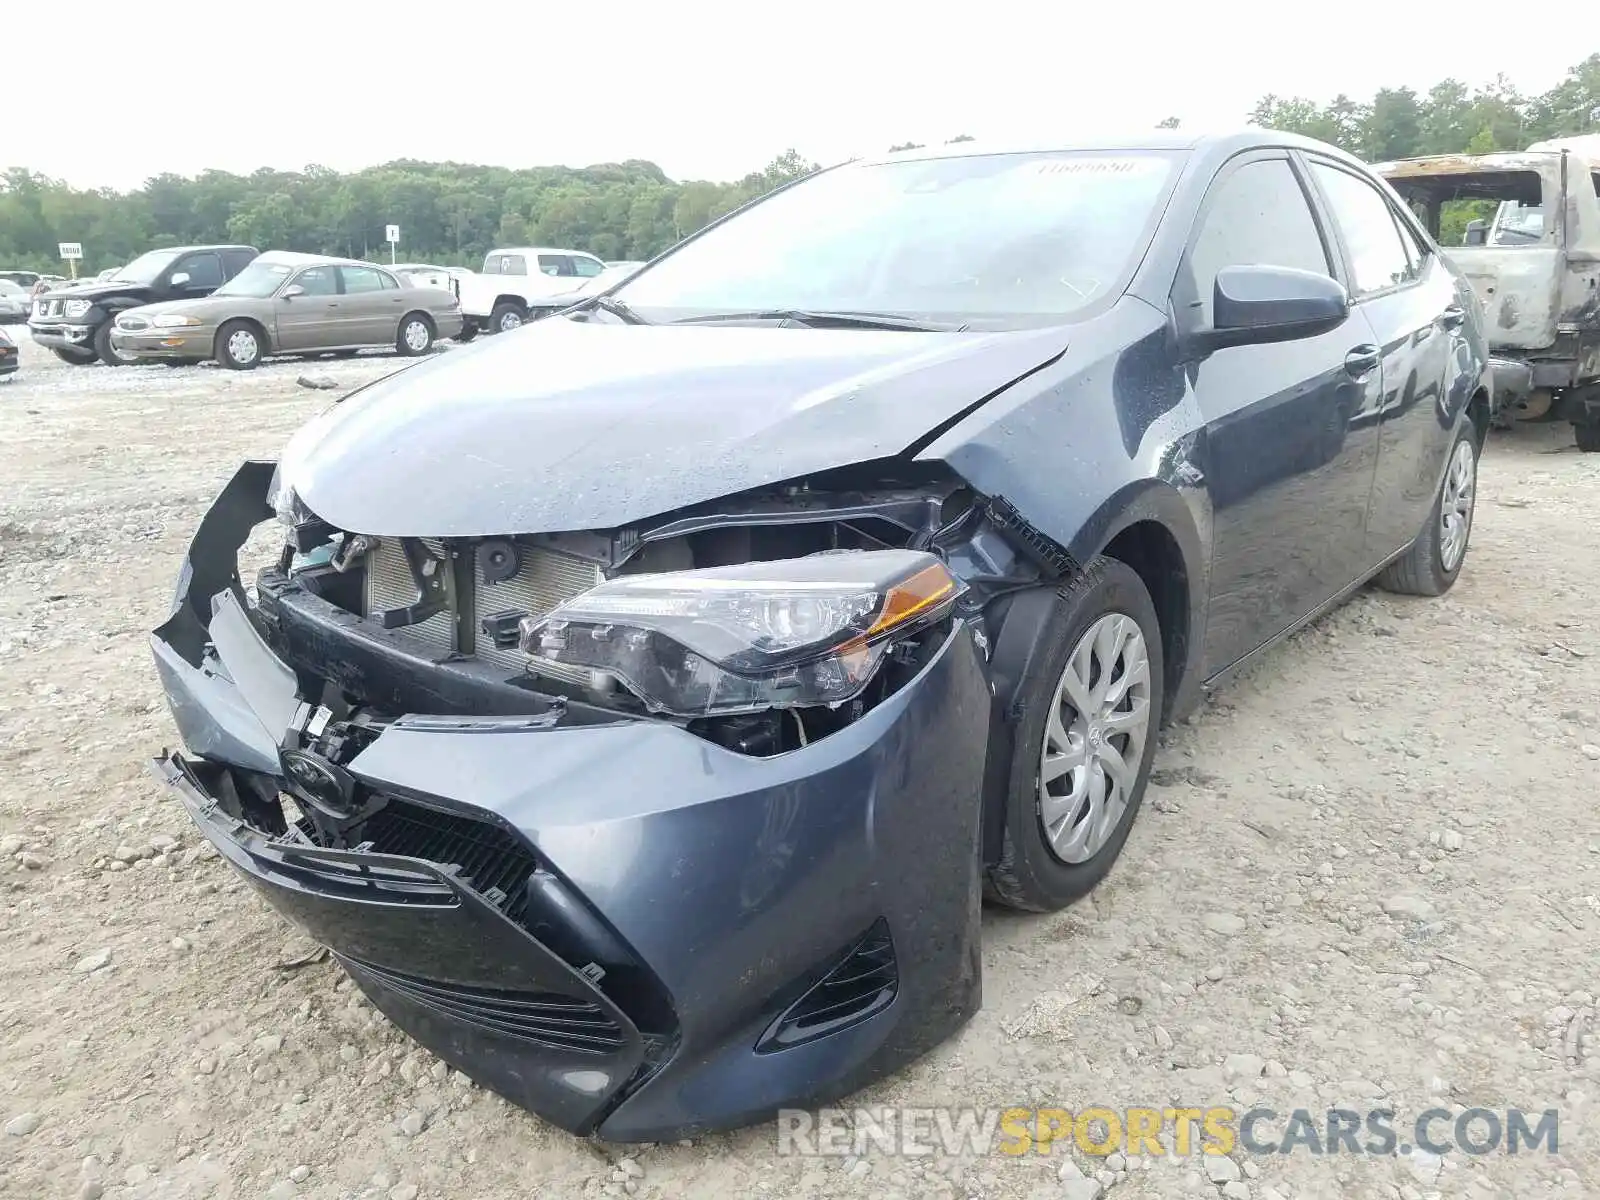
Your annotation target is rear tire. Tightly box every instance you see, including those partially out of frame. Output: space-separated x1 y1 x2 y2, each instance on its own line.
488 301 525 334
397 312 435 356
51 346 97 366
985 558 1165 913
1377 423 1478 596
215 320 264 370
1575 422 1600 453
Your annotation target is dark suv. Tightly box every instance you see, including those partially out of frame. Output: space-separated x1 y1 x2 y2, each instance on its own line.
29 245 259 366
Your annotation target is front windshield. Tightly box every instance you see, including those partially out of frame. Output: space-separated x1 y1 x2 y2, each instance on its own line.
215 261 294 298
1489 200 1544 245
613 150 1177 326
113 249 182 284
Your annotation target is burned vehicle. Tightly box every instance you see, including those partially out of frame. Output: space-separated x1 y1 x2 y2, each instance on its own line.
151 131 1490 1141
1375 136 1600 449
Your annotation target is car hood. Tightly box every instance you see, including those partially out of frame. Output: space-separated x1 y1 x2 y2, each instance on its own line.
278 316 1069 536
123 296 241 321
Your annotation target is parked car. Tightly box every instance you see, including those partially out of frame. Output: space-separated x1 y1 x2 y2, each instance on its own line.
1374 135 1600 449
0 270 42 290
0 280 31 324
150 130 1489 1143
0 326 16 378
456 245 608 337
28 245 259 366
112 251 464 369
519 261 648 322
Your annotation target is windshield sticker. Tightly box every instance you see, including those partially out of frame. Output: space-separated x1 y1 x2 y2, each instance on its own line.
1035 158 1163 176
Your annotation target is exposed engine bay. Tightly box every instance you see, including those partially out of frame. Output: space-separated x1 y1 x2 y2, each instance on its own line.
253 462 1069 797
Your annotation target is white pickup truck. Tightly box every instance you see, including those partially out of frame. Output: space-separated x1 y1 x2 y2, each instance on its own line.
455 247 610 338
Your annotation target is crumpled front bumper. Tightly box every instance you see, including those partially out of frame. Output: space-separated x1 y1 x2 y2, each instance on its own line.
149 461 992 1141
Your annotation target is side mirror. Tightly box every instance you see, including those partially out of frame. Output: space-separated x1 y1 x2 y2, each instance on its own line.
1463 219 1488 247
170 272 191 288
1194 265 1350 353
282 284 306 300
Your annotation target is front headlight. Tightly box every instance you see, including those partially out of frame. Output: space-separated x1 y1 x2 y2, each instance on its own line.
520 550 964 717
63 299 92 318
152 314 203 328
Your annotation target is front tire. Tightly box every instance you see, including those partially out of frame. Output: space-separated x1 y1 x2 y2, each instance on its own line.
51 346 97 366
215 320 264 370
93 322 138 367
397 312 435 356
1376 423 1478 596
986 558 1164 913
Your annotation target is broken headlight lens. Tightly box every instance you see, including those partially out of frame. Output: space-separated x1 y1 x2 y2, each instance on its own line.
520 550 964 717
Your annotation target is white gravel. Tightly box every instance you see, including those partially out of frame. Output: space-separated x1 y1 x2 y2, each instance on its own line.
1 331 1598 1198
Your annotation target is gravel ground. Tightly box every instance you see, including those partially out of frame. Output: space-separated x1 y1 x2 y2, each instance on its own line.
0 331 1597 1200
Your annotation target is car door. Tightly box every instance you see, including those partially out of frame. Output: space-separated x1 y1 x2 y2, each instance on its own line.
1177 151 1387 677
1304 158 1464 565
337 265 403 345
273 265 341 351
168 251 224 299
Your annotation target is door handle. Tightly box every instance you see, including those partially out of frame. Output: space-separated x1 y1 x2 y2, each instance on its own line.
1439 305 1466 330
1343 345 1381 378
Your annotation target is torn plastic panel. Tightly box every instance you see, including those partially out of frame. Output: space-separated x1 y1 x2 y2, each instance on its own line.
148 466 994 1137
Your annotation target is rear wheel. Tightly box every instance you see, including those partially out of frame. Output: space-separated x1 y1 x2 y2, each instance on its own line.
397 312 435 356
986 558 1164 912
1377 423 1478 595
51 346 97 366
489 301 525 334
216 320 264 370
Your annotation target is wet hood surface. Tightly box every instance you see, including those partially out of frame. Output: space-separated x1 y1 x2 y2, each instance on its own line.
278 317 1068 536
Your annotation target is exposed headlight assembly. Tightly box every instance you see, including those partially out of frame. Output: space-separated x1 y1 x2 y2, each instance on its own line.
63 299 92 318
521 550 964 717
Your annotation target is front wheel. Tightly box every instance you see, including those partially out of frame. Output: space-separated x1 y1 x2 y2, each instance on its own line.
215 320 264 370
1377 423 1478 596
455 321 480 343
396 313 435 356
93 322 138 367
51 346 98 366
986 558 1165 913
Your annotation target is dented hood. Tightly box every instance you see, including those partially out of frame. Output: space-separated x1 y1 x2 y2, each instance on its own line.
278 316 1068 536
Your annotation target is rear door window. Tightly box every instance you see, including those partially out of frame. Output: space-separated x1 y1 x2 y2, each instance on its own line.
340 266 389 294
1311 162 1418 296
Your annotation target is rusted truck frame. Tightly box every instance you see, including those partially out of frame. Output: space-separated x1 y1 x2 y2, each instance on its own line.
1376 138 1600 450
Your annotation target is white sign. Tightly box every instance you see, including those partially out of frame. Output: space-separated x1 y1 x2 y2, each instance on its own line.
385 225 400 244
58 242 83 260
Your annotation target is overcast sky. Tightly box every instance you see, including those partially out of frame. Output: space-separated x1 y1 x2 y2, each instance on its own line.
6 2 1584 190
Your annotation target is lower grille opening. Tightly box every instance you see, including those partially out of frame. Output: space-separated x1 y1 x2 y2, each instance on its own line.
347 959 628 1053
757 919 898 1052
353 800 540 928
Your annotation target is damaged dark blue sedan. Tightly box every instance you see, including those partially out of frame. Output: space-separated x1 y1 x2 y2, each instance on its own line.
150 130 1491 1141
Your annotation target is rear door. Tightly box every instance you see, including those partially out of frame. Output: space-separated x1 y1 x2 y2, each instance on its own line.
273 264 341 351
1305 158 1462 564
1180 151 1387 676
337 265 402 345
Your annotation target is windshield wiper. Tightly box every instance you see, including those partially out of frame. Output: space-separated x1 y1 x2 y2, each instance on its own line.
576 294 651 325
671 309 963 332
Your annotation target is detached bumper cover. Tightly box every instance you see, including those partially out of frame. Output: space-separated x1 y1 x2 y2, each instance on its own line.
149 462 991 1140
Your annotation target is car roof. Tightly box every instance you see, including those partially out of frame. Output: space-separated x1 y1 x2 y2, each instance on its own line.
146 244 257 254
252 250 388 270
848 128 1370 171
485 246 601 258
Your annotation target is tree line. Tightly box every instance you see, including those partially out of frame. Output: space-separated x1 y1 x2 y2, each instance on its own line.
1 55 1596 275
